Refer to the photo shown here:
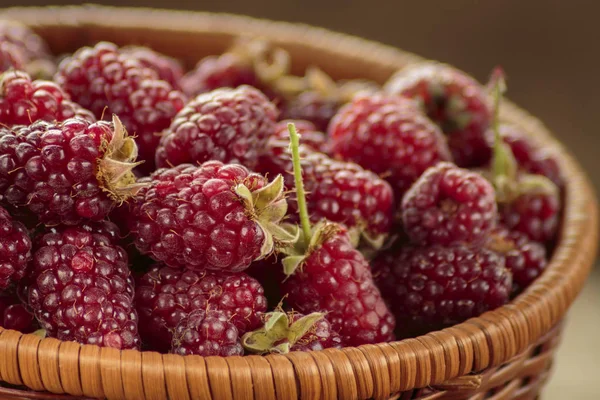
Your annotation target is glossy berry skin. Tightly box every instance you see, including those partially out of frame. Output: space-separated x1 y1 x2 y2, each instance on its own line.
0 71 95 127
280 91 339 132
288 312 343 352
402 162 497 246
258 142 394 239
180 53 260 97
328 94 451 198
0 119 125 225
272 120 327 153
0 289 38 333
131 162 266 271
28 221 140 349
500 192 560 244
55 41 187 171
156 85 278 170
171 309 244 356
486 225 547 293
283 231 396 346
136 265 267 352
0 206 32 289
121 46 184 89
384 63 492 168
499 125 564 188
373 245 511 337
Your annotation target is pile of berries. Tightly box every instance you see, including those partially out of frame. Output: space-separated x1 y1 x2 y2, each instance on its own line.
0 21 563 357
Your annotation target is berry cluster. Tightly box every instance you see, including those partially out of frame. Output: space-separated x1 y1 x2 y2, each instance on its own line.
0 28 563 357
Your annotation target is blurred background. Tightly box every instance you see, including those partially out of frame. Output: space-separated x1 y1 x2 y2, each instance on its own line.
2 0 599 398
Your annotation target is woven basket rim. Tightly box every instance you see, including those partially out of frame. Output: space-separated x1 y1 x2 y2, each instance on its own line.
0 5 597 399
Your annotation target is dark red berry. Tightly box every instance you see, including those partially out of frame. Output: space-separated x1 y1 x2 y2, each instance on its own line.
0 206 31 289
402 162 497 246
27 221 140 349
283 226 396 346
131 161 289 272
0 289 38 333
121 46 184 89
272 120 327 153
171 309 244 356
280 91 339 132
0 71 95 126
155 85 278 170
136 265 267 352
55 41 187 171
486 225 547 293
500 191 560 244
385 62 492 168
373 245 511 337
0 117 142 225
328 93 451 198
288 312 343 352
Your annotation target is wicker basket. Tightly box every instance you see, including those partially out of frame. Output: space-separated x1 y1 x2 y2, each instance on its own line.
0 6 597 400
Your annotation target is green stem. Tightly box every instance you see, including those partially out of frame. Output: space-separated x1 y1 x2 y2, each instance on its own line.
287 122 312 243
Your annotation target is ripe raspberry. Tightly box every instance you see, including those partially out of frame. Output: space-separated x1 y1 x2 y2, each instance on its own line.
499 124 563 188
402 162 498 246
0 116 142 225
280 91 339 132
131 161 292 271
328 93 451 198
272 120 327 153
0 71 95 126
171 309 244 356
27 221 140 349
55 41 187 171
155 85 278 170
121 46 184 89
500 191 560 244
136 265 267 352
384 62 492 167
181 52 260 97
0 42 26 72
0 289 38 333
258 140 394 246
486 225 547 293
373 245 511 337
0 21 51 65
243 311 342 354
0 206 32 289
283 224 396 346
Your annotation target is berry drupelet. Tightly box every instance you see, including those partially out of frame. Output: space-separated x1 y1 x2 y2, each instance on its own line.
271 120 327 153
0 205 32 289
373 245 512 338
500 192 560 244
401 162 498 247
0 116 143 226
155 85 278 170
0 288 38 333
131 161 293 272
121 46 184 89
384 62 492 168
27 221 140 349
171 309 244 356
243 310 342 354
328 93 451 199
54 41 187 171
0 71 95 126
135 265 267 352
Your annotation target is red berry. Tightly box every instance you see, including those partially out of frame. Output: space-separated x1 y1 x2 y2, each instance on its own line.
155 85 278 170
135 265 267 352
0 117 142 225
55 42 187 171
0 21 51 64
272 120 327 153
500 191 560 243
288 312 343 352
131 161 289 272
328 93 451 198
0 42 26 72
402 162 498 246
171 309 244 356
283 226 395 346
385 62 492 168
373 245 511 337
280 91 339 132
0 71 95 126
0 289 38 333
0 206 31 289
258 142 394 244
27 221 140 349
121 46 184 89
486 225 547 293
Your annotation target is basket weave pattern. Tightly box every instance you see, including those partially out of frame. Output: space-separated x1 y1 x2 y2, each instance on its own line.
0 6 597 400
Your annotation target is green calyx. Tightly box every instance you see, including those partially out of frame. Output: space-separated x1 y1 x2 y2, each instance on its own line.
242 310 326 354
235 174 298 260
